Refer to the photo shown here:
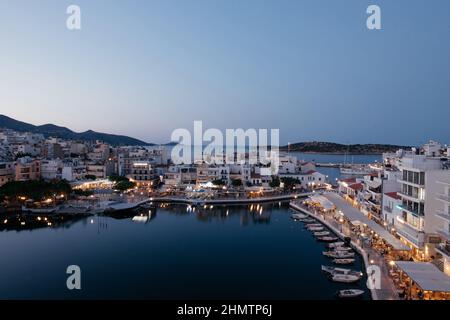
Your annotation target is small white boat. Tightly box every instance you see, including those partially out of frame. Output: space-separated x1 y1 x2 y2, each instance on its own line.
317 236 339 242
328 242 345 248
305 223 322 227
331 274 361 283
321 265 362 277
333 258 355 265
291 213 308 219
300 218 316 223
314 231 330 236
334 246 353 252
323 251 355 259
338 289 365 298
308 227 324 231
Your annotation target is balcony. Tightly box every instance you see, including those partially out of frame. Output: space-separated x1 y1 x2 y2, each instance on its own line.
436 243 450 259
395 222 423 248
397 204 422 217
383 206 392 214
397 179 423 187
436 193 450 203
398 191 424 203
437 228 450 241
436 209 450 222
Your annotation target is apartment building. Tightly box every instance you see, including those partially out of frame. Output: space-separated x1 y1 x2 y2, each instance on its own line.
0 162 14 186
14 157 41 181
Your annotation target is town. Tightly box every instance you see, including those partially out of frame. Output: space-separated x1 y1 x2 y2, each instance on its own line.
1 126 450 299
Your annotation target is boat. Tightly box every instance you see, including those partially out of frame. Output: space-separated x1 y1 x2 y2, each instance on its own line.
337 289 365 298
331 274 361 283
321 266 362 277
21 206 58 214
305 223 322 228
291 213 308 219
299 218 316 223
317 236 339 242
334 246 353 252
333 259 355 265
328 242 345 248
340 165 374 175
323 251 355 258
314 231 330 237
308 227 324 231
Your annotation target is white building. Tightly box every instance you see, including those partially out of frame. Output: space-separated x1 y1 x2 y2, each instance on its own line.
41 159 63 180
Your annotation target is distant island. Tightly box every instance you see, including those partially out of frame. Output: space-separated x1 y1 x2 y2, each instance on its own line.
280 141 411 154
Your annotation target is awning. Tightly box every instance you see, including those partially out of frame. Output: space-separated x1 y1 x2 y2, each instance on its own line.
308 195 335 211
395 261 450 292
323 193 411 251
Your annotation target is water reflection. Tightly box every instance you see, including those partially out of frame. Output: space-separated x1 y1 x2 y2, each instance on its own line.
0 201 289 232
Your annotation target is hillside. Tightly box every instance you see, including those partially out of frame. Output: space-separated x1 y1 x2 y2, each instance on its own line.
280 141 411 154
0 114 153 146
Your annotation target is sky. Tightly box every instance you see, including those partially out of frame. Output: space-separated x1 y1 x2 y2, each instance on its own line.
0 0 449 145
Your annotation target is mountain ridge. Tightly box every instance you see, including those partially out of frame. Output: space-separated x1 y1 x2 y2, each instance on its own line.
0 114 154 146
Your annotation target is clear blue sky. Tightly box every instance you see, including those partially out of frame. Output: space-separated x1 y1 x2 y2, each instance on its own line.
1 0 449 145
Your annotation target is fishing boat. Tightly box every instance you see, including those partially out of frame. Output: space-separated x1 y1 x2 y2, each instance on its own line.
331 274 361 283
321 266 362 277
323 251 355 259
317 236 339 242
333 258 355 265
314 231 330 237
328 242 345 248
300 218 316 223
291 213 308 220
337 289 365 298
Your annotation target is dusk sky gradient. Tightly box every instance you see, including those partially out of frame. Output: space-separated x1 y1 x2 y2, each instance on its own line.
1 0 449 145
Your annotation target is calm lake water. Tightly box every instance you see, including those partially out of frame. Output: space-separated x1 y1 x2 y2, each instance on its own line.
0 203 370 299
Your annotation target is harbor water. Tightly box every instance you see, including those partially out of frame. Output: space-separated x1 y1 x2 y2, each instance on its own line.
0 202 370 299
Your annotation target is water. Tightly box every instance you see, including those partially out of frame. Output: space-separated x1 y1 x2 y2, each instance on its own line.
291 153 382 183
0 203 370 299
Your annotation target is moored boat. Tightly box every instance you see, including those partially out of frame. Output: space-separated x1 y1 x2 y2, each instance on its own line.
308 226 324 231
291 213 308 220
337 289 365 298
314 231 330 237
331 274 361 283
323 251 355 259
328 241 345 248
321 265 362 277
317 236 339 242
333 258 355 265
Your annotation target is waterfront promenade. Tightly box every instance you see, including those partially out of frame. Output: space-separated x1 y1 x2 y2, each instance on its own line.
290 196 400 300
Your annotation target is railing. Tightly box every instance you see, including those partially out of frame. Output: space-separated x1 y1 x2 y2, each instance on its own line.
436 209 450 222
436 193 450 203
436 243 450 258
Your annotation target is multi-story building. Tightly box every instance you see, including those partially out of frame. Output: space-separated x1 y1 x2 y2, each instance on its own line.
14 157 41 181
127 161 156 186
40 159 63 180
86 163 107 179
0 162 14 186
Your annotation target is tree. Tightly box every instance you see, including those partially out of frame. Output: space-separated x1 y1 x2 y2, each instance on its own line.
85 175 97 181
269 177 280 188
114 180 136 191
280 177 300 191
0 179 72 203
231 179 242 187
108 175 129 183
211 179 225 186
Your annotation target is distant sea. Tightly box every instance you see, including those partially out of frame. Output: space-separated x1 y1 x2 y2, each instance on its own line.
153 145 382 184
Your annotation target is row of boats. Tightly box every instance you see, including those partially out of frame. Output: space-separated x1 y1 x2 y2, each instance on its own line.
291 212 365 299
